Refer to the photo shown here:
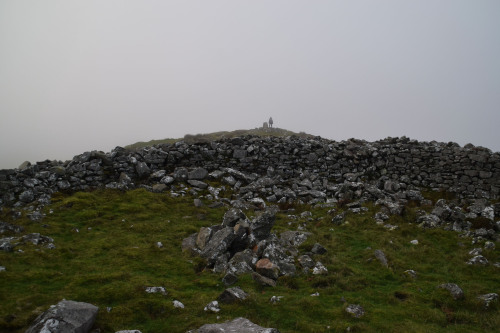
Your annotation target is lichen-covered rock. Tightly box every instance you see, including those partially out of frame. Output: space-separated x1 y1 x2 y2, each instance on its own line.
25 299 98 333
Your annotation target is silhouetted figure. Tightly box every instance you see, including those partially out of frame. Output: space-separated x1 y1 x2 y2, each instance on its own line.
269 117 273 128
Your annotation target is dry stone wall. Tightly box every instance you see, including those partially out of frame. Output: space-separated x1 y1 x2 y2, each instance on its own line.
1 135 499 208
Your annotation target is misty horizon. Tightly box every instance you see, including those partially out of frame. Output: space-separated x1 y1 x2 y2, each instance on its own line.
1 1 499 169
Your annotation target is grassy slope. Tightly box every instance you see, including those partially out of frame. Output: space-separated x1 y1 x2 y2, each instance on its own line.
124 128 313 150
0 187 499 333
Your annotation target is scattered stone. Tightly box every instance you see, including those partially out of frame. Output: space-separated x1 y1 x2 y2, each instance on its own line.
374 249 388 268
173 300 184 309
145 287 167 295
116 330 142 333
477 293 498 308
404 270 417 279
217 287 249 304
469 248 482 256
255 258 279 280
204 301 220 313
312 262 328 275
410 240 419 245
190 317 280 333
484 241 495 250
345 304 365 318
156 242 163 248
438 283 464 300
25 300 98 333
270 295 283 304
0 266 5 272
467 255 489 266
311 243 327 255
193 199 204 207
310 292 320 297
252 271 277 287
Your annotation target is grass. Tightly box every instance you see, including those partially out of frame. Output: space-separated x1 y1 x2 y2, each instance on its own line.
0 187 499 332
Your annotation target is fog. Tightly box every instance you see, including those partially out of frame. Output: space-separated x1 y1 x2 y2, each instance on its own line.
1 1 499 169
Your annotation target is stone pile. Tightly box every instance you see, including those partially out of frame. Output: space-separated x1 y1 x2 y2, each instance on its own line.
1 135 499 212
182 207 328 286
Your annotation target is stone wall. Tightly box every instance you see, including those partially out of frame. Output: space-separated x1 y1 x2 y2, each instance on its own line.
1 135 499 207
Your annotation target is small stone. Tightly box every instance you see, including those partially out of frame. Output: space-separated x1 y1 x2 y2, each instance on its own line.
477 293 498 308
173 300 184 309
193 198 204 207
0 266 5 272
312 261 328 275
217 287 249 304
270 296 283 304
115 330 142 333
484 241 495 250
345 304 365 318
204 301 220 313
156 242 163 248
310 292 320 297
251 272 277 287
374 249 388 267
467 255 488 266
145 287 167 295
410 240 419 245
311 243 327 255
404 270 417 279
438 283 464 300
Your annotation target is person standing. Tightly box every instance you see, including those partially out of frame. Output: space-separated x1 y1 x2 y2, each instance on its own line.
269 117 273 128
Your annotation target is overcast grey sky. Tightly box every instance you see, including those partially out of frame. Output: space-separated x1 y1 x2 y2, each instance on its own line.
1 1 499 169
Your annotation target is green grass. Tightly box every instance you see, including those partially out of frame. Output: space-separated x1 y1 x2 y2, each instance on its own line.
0 188 499 332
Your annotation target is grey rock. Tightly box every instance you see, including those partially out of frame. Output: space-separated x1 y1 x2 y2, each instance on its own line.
222 208 247 227
188 180 208 189
298 255 315 269
312 261 328 275
345 304 365 318
145 286 167 295
188 168 208 180
217 286 249 304
311 243 327 255
204 301 220 313
250 208 277 241
19 190 34 203
477 293 498 308
193 198 204 207
116 330 142 333
438 283 464 300
467 255 488 265
191 317 280 333
0 237 16 252
200 227 236 265
152 184 167 193
135 162 150 178
25 299 98 333
0 221 24 234
252 272 277 287
374 249 388 267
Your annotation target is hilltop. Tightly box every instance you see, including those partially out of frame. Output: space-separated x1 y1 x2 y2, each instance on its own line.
124 127 313 150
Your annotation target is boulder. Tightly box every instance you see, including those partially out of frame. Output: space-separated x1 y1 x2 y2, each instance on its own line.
250 208 277 241
200 227 236 265
25 300 98 333
190 317 280 333
217 287 249 304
